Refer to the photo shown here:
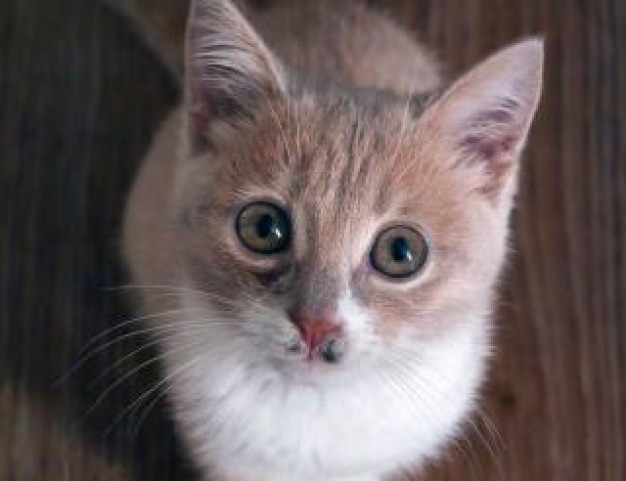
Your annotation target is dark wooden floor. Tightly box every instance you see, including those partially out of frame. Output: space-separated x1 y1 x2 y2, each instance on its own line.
0 1 624 480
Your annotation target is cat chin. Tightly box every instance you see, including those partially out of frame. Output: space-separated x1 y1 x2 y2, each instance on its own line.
161 303 489 481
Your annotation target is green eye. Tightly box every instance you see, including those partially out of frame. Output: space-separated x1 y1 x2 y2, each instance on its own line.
236 202 291 254
370 225 429 279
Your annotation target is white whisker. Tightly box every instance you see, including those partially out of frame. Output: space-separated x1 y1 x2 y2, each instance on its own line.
104 354 207 438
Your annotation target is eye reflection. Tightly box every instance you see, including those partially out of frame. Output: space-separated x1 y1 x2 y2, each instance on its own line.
236 202 291 254
370 225 429 279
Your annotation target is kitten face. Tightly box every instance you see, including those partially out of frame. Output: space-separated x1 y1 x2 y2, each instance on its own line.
175 94 502 377
147 0 543 477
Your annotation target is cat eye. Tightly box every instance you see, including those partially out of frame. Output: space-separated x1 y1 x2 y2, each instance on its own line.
370 225 429 279
236 202 291 254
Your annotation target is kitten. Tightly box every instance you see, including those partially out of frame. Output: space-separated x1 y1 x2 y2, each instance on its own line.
123 0 543 480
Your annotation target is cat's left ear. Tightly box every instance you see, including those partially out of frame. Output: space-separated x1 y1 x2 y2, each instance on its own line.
421 39 543 203
185 0 286 153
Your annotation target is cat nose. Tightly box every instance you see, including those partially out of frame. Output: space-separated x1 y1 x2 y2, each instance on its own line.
288 309 344 362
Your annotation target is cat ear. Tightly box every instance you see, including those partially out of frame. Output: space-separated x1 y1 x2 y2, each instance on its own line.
185 0 286 152
422 39 543 201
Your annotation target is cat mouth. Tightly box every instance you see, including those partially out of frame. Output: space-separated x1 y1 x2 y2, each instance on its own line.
284 336 346 365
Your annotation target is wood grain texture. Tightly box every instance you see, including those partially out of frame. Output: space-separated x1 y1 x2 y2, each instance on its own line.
0 1 624 480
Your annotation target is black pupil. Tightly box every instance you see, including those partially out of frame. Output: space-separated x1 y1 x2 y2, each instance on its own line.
390 236 412 263
256 213 277 239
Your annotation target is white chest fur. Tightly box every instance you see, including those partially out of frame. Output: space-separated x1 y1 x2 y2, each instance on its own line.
162 306 486 481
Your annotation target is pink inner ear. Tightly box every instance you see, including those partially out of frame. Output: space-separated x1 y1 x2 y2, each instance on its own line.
456 100 525 197
423 40 543 200
460 131 518 162
459 97 522 161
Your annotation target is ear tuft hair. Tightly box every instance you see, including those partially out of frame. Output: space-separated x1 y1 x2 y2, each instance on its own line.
185 0 285 152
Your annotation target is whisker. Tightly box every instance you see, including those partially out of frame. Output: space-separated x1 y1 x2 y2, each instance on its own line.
85 317 240 389
82 326 223 426
104 283 243 306
476 407 506 454
57 316 235 387
384 343 502 479
104 354 207 439
55 326 168 388
130 381 172 438
79 308 195 353
376 357 483 476
83 319 250 428
378 355 484 481
80 353 165 425
471 409 507 480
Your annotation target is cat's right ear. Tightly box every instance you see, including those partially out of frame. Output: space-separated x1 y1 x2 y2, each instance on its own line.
185 0 285 153
419 39 543 205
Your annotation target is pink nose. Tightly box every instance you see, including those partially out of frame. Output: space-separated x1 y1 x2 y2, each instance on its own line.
289 309 342 352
